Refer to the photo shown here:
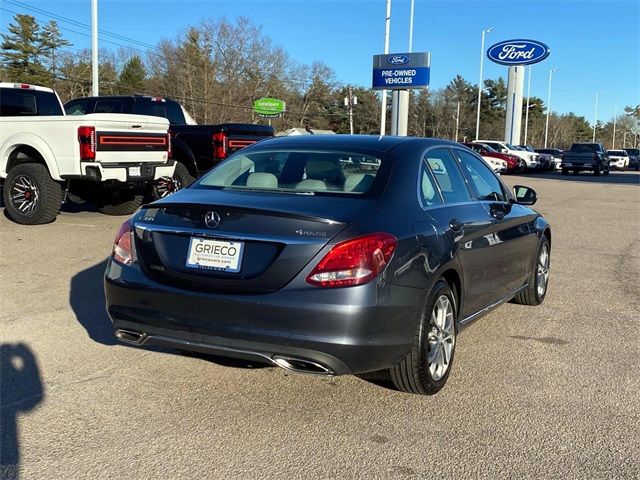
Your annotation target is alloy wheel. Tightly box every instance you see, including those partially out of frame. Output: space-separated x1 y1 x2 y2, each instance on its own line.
537 243 550 297
154 176 183 198
426 295 455 381
10 175 39 215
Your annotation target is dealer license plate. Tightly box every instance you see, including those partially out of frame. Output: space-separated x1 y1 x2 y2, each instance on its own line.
129 166 141 176
186 238 244 272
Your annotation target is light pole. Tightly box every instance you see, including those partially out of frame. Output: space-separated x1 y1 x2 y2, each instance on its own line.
380 0 391 135
91 0 99 96
612 103 617 149
475 27 493 140
592 92 600 142
544 67 558 148
454 100 461 142
524 65 532 145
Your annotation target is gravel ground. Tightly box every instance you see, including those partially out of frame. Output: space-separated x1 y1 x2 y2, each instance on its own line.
1 171 639 480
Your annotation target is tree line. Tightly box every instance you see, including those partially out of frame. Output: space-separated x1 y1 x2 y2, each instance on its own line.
2 13 639 149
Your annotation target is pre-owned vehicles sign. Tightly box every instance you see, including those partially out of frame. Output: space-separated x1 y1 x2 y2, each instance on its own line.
372 52 430 90
486 39 550 66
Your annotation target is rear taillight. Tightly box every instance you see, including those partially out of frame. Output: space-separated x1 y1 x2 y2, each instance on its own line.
306 233 397 288
112 220 134 265
78 126 96 161
167 129 173 159
212 132 228 160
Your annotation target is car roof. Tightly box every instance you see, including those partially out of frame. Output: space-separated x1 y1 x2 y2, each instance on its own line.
248 134 460 155
0 82 54 93
65 95 177 103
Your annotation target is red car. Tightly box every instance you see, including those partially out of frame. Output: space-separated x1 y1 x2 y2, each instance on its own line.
463 143 525 173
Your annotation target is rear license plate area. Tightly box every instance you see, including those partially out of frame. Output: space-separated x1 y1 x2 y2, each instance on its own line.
186 237 244 273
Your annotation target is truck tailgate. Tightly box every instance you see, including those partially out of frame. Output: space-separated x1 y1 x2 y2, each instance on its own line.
88 113 170 164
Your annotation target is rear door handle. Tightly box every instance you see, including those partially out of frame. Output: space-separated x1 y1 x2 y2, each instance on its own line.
449 218 463 233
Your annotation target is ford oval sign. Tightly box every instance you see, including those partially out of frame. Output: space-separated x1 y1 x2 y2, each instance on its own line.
487 39 550 66
387 55 409 65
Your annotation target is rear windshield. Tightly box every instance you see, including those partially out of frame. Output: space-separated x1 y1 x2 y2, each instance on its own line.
0 88 63 116
571 144 599 153
196 149 384 195
624 149 639 155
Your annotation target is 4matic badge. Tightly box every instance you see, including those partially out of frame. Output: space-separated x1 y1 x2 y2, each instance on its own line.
295 229 327 237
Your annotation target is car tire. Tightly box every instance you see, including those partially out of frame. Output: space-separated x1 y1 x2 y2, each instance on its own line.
561 168 568 175
594 166 601 176
573 169 580 175
3 162 62 225
96 187 144 216
150 162 196 200
512 235 550 306
389 279 457 395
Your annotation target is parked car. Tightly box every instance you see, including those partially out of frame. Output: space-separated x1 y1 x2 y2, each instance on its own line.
64 95 274 197
606 150 630 170
0 83 172 225
535 148 563 170
624 148 640 170
518 145 553 170
105 135 551 395
462 142 522 172
561 143 610 175
473 140 540 169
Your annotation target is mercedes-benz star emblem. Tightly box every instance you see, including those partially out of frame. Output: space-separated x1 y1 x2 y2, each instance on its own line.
204 211 221 229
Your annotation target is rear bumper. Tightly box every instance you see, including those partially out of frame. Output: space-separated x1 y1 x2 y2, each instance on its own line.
104 259 424 375
77 161 176 182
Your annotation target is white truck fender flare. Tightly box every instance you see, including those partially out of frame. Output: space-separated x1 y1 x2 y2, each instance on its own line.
0 132 62 181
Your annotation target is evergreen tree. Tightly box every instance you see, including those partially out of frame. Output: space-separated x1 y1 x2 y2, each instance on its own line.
40 20 71 87
116 55 147 94
1 14 48 85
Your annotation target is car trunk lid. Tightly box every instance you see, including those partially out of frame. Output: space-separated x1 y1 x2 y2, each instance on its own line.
133 189 379 293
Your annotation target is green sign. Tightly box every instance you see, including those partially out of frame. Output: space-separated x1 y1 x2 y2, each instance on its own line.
253 97 286 118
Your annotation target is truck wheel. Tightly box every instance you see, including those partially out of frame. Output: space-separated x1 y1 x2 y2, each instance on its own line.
3 163 62 225
594 166 601 176
573 169 580 175
96 188 143 216
561 168 568 175
512 235 550 306
150 163 195 200
389 280 457 395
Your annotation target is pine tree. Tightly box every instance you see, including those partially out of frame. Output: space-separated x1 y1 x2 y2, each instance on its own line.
116 56 147 94
0 14 49 85
40 20 71 87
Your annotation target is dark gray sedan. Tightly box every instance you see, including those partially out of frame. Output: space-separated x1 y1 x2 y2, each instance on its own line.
105 135 551 395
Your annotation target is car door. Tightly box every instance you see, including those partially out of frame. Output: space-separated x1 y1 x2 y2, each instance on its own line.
419 147 499 319
453 147 537 299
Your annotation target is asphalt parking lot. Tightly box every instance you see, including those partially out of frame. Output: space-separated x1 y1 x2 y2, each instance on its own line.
1 171 639 479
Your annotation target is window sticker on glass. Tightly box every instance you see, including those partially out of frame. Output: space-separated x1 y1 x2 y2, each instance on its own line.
427 158 447 174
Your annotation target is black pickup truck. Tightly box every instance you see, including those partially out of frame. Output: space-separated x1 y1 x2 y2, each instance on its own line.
561 143 610 176
64 96 274 196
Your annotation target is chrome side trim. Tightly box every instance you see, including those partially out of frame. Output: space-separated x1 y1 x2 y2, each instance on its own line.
459 284 528 326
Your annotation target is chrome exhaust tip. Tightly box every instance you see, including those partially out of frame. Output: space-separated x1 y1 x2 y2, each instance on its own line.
115 329 146 345
272 356 333 375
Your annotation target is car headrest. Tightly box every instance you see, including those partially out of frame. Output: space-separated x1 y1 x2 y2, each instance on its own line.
246 172 278 189
344 173 374 192
295 179 327 191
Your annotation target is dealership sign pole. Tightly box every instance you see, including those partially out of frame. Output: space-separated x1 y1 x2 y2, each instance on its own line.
486 39 550 145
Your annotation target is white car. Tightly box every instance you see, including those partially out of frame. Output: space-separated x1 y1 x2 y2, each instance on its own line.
0 82 173 224
474 140 540 169
481 156 507 173
606 150 629 170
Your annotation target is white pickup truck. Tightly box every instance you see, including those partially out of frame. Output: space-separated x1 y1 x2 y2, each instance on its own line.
0 82 174 225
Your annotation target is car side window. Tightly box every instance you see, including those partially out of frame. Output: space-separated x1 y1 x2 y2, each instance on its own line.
456 149 507 202
65 100 90 115
424 148 472 204
418 162 443 207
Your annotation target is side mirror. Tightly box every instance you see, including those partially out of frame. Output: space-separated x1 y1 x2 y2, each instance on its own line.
512 185 537 205
501 148 509 153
